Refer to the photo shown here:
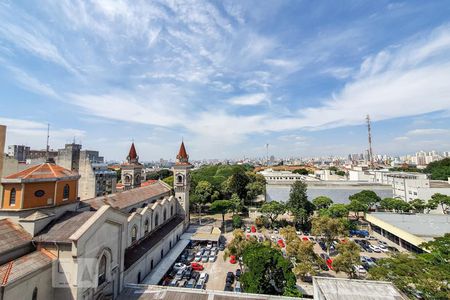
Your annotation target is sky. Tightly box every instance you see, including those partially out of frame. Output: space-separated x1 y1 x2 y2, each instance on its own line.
1 0 450 161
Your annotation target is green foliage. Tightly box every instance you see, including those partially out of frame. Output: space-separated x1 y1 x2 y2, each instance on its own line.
409 198 426 213
230 193 243 214
292 168 309 175
210 200 234 224
162 176 173 187
311 216 346 253
241 243 298 296
227 170 251 200
346 199 368 214
335 170 346 176
232 214 242 228
255 215 269 228
423 157 450 180
246 181 265 202
348 190 381 209
115 169 121 182
429 193 450 214
260 201 286 227
380 198 411 213
194 181 213 203
329 166 338 172
287 180 314 229
146 169 172 180
328 203 349 218
332 241 361 279
312 196 333 210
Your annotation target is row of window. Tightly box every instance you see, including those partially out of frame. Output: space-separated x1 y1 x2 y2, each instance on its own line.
8 184 70 206
130 205 175 244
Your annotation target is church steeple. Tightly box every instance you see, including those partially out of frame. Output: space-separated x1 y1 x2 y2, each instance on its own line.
127 142 139 164
122 142 142 190
176 141 190 165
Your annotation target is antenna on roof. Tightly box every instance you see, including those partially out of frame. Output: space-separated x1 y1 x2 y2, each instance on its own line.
366 114 374 169
46 123 51 163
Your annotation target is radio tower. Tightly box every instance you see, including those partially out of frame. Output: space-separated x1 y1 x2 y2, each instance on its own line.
45 123 50 162
366 115 374 169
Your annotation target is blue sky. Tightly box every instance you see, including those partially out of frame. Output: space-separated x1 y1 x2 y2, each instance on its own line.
1 0 450 161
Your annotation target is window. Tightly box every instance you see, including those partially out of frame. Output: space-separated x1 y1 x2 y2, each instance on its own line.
10 188 16 206
131 226 138 243
177 175 183 184
137 272 141 283
144 219 149 234
155 213 159 227
32 287 38 300
34 190 45 197
161 249 164 259
124 175 131 183
163 209 167 222
63 184 70 199
98 255 106 286
170 205 174 216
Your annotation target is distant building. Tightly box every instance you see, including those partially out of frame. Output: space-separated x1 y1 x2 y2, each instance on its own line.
78 150 117 200
56 142 82 171
28 149 57 161
121 143 143 190
7 145 30 162
259 168 317 184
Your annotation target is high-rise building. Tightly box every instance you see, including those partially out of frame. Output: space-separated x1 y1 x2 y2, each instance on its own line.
56 142 82 171
7 145 30 162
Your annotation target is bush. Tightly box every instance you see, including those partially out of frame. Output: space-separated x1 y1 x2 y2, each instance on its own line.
255 216 269 228
232 215 243 228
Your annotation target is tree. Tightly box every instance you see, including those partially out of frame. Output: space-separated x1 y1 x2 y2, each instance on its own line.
232 215 243 228
423 157 450 180
332 241 361 279
328 203 349 218
230 193 243 215
292 168 309 175
429 193 450 214
425 199 439 213
227 170 251 200
349 190 381 209
312 196 333 210
335 170 346 176
240 243 299 296
246 181 265 203
260 201 286 228
280 226 298 245
311 216 346 254
410 199 426 213
255 215 269 228
346 199 368 216
286 180 314 229
210 200 234 227
162 176 173 187
193 181 213 224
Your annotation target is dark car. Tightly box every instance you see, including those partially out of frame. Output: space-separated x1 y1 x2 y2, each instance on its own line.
226 272 235 284
219 244 225 251
191 271 200 281
235 269 241 278
224 282 233 291
183 266 193 279
184 278 197 288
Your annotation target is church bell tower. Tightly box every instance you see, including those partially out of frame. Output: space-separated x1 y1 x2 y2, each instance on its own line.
121 142 143 190
172 141 192 227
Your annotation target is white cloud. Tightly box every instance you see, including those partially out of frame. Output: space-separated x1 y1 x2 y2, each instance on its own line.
228 93 268 106
406 128 450 136
7 66 59 98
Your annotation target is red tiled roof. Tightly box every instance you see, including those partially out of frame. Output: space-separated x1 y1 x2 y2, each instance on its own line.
4 163 79 181
128 142 138 160
0 219 32 255
141 179 157 187
177 141 188 160
83 181 171 211
0 250 54 286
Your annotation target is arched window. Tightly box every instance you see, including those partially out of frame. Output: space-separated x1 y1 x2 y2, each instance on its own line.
151 259 154 270
63 184 70 199
170 241 172 249
131 226 138 243
155 213 159 227
171 205 174 216
98 255 106 286
135 174 141 185
124 175 131 183
160 249 164 259
9 188 16 206
137 272 141 283
177 175 183 184
32 287 38 300
144 218 149 234
163 209 167 222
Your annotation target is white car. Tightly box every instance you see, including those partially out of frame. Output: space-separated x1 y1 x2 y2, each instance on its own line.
206 242 213 249
296 230 302 235
194 254 202 262
210 247 218 254
353 265 367 274
378 244 389 252
369 245 381 253
246 227 251 233
195 278 205 289
201 255 209 263
199 272 209 283
173 263 186 271
273 228 279 234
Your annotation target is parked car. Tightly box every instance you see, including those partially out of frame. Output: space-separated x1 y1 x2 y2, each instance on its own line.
203 250 210 256
235 282 242 292
199 272 209 283
209 254 217 262
361 256 376 267
210 247 218 254
230 255 237 264
219 244 225 251
353 264 367 275
168 279 179 287
191 262 204 271
235 269 241 278
378 244 389 252
251 225 256 233
277 239 285 248
195 278 205 289
367 236 377 240
224 282 233 291
296 230 302 235
258 235 264 242
183 266 193 279
369 245 382 253
246 227 251 233
302 236 309 241
187 253 195 262
226 272 235 284
174 263 187 271
191 271 200 281
273 228 279 234
184 278 197 288
387 246 399 252
174 269 185 280
201 255 209 263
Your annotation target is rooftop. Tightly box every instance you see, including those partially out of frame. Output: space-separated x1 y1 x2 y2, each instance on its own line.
367 212 450 240
2 162 80 183
34 211 96 243
0 219 32 255
313 277 408 300
429 180 450 188
125 216 184 270
83 181 171 211
0 250 54 286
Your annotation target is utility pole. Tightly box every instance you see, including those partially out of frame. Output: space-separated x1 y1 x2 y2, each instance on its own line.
46 123 50 162
366 115 374 169
266 143 269 166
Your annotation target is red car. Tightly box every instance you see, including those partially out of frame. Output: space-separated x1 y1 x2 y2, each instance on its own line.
277 239 285 248
302 237 309 241
230 255 237 264
326 259 333 270
251 225 256 233
190 262 204 271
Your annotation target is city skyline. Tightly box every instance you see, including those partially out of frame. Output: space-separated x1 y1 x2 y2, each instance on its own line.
1 1 450 160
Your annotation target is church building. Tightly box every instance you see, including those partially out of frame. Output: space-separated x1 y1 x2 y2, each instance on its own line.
0 141 191 300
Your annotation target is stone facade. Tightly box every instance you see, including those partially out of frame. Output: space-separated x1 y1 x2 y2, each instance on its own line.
121 143 143 190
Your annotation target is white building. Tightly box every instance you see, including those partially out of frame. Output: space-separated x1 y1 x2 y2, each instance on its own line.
259 168 318 184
